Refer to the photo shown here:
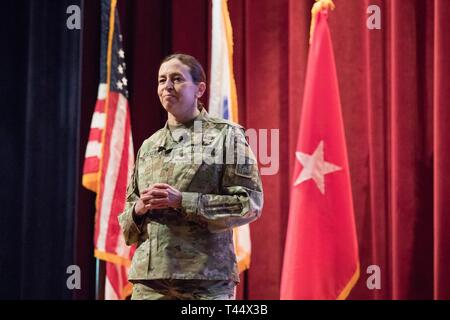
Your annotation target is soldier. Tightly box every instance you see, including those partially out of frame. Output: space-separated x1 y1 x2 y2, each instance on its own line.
118 53 264 300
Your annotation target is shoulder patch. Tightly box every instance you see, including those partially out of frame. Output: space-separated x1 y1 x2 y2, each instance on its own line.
235 162 253 178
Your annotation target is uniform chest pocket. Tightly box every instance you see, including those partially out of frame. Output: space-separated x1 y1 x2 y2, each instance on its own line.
170 144 194 163
166 144 195 187
138 150 162 189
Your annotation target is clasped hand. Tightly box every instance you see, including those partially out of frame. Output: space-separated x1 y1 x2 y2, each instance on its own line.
134 183 182 216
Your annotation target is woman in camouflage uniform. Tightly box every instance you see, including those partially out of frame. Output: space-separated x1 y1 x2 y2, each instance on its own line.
119 53 263 300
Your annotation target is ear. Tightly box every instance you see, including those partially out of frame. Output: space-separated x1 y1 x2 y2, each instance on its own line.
196 82 206 98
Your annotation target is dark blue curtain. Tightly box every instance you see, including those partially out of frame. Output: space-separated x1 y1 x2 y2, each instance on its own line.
0 0 82 299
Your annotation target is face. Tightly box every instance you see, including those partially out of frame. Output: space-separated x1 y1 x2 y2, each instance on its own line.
157 58 206 118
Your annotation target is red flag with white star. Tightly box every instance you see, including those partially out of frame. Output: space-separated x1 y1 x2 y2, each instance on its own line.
280 10 359 300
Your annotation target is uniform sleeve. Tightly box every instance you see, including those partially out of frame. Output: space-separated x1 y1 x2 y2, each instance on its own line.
118 148 145 245
181 126 264 233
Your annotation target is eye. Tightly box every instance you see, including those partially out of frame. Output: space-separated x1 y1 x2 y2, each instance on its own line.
173 76 183 83
158 78 165 84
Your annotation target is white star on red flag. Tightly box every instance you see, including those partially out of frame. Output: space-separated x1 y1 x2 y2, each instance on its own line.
294 140 342 194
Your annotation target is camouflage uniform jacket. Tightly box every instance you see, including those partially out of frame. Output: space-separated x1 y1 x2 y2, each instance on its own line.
118 108 263 283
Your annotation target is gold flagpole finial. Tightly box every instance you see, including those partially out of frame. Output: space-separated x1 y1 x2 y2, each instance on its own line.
309 0 335 45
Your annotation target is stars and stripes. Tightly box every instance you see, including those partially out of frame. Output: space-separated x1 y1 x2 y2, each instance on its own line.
82 0 134 300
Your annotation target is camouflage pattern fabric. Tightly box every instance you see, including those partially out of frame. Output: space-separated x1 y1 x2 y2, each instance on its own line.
130 279 235 300
118 107 263 284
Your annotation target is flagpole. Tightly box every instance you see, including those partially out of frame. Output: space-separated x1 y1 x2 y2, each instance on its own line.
309 0 335 44
95 258 106 300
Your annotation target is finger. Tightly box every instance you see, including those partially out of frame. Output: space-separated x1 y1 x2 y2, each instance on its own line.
145 203 167 210
152 183 172 189
142 183 160 194
140 188 153 196
150 190 168 198
165 185 176 192
140 194 154 202
145 204 166 210
163 184 179 193
150 198 168 205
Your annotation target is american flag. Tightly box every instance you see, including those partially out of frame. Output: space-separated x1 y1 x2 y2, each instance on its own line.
82 0 134 300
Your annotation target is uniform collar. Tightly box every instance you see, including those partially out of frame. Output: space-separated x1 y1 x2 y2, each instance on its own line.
157 107 210 150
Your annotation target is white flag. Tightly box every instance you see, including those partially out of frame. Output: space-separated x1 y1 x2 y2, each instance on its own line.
209 0 251 272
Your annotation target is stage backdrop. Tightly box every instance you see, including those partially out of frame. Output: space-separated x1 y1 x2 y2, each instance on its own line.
0 0 81 299
79 0 450 299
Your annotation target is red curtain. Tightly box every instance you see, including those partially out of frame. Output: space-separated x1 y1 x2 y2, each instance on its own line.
80 0 450 299
227 0 450 300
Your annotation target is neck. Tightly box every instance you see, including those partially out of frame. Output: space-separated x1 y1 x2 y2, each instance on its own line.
168 106 200 126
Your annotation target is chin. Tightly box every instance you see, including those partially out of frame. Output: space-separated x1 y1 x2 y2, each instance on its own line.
163 104 180 118
162 103 172 112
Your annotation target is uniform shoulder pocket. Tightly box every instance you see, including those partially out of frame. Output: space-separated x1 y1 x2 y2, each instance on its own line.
235 162 254 178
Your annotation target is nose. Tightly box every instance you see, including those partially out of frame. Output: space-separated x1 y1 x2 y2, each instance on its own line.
163 79 174 90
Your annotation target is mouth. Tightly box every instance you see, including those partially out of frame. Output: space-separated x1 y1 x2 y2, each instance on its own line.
163 95 175 99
